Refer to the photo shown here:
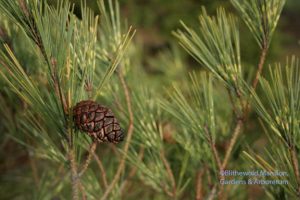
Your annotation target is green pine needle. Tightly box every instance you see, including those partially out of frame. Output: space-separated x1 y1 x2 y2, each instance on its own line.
231 0 286 48
174 7 242 91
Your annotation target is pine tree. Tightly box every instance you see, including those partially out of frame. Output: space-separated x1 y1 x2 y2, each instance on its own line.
0 0 299 200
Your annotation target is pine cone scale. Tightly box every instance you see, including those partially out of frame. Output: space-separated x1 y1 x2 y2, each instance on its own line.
95 112 104 121
73 100 124 143
94 121 103 131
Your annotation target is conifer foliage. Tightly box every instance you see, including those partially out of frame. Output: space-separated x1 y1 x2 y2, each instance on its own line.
0 0 299 199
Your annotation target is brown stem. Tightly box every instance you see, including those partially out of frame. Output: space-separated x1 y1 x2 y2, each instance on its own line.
207 185 217 200
69 148 79 200
210 45 269 200
93 152 108 189
66 50 71 109
195 169 205 200
78 181 87 200
162 185 175 197
204 126 224 199
84 80 93 99
100 70 134 200
160 150 177 198
221 44 269 171
205 127 222 174
50 58 68 115
120 147 145 194
78 142 97 177
18 0 29 18
227 88 239 118
113 93 127 116
244 46 268 117
289 146 300 196
0 26 13 50
252 46 268 92
222 119 243 170
212 145 223 176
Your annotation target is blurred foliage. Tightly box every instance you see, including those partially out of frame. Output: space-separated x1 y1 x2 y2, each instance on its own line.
0 0 300 200
45 0 299 63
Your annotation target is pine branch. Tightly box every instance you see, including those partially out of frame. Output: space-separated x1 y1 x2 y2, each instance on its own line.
174 8 242 90
215 44 267 198
244 44 269 116
0 0 136 198
160 150 177 198
220 40 267 172
100 69 134 200
289 145 300 196
221 118 243 170
120 147 145 194
93 151 108 189
244 57 300 197
78 181 87 200
207 17 270 199
113 92 126 116
231 0 286 48
69 147 79 200
195 169 205 200
227 88 240 118
78 141 97 177
252 40 269 92
205 125 222 178
162 185 175 198
50 57 68 116
220 21 270 174
207 185 217 200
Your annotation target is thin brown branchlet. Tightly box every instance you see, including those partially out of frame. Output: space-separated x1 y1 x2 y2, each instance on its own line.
196 168 205 200
207 40 269 200
100 69 134 200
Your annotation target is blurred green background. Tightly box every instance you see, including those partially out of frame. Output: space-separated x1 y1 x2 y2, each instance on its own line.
1 0 300 199
60 0 300 64
44 0 300 66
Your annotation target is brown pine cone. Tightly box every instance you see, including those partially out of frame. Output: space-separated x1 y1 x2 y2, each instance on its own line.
73 100 124 143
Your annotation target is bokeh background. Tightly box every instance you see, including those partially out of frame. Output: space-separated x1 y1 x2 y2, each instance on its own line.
66 0 300 63
42 0 300 63
0 0 299 199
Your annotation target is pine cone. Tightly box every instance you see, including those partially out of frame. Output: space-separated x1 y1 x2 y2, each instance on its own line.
73 100 124 143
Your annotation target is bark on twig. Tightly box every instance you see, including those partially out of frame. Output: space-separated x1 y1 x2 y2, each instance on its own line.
207 185 217 200
251 45 268 92
78 181 87 200
195 169 205 200
227 88 240 118
69 148 79 200
289 146 300 196
160 150 177 198
78 142 97 177
50 57 68 115
205 126 222 174
221 119 243 170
